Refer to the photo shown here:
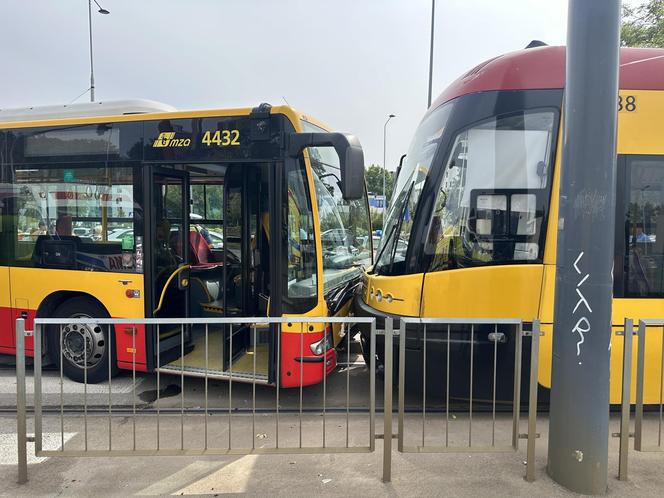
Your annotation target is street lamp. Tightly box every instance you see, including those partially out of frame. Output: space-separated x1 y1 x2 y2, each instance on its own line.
88 0 110 102
382 114 396 216
427 0 436 108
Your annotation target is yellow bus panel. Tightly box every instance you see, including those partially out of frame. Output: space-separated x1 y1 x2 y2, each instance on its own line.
9 267 144 318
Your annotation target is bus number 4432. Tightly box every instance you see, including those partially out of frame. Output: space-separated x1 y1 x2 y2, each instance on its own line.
202 130 240 146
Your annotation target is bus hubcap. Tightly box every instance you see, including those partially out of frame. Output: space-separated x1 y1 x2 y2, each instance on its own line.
61 315 106 369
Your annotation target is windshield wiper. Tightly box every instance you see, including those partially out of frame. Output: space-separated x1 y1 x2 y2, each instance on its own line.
374 180 414 273
387 181 414 274
373 223 398 272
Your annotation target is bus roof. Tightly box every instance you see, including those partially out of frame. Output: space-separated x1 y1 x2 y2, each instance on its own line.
0 99 177 123
0 100 321 132
430 45 664 113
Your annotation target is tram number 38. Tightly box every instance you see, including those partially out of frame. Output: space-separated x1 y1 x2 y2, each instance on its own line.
618 95 636 112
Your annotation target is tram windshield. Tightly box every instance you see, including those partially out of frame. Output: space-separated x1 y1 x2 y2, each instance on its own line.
374 103 557 275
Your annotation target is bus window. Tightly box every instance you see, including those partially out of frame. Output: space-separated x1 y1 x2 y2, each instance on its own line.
619 156 664 297
190 184 223 248
284 159 317 312
424 110 556 271
301 122 372 294
10 165 141 273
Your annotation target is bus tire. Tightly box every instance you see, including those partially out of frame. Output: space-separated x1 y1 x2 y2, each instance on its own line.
46 297 118 384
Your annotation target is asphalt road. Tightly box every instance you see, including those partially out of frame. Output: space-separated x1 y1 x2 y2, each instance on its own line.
0 340 374 412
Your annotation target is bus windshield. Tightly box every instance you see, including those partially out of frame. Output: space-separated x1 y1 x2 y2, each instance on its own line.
374 102 453 274
302 121 372 294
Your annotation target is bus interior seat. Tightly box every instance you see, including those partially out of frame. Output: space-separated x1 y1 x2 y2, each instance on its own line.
32 235 79 268
189 231 218 267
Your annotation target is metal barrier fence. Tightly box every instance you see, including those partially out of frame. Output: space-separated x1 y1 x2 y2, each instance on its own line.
618 318 664 481
17 316 375 472
382 317 541 482
16 314 541 485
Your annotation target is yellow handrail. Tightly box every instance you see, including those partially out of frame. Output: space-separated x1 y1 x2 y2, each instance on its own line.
153 264 191 315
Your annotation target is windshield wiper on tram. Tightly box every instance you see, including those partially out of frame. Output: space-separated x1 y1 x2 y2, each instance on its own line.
373 223 398 273
374 180 414 274
387 180 414 274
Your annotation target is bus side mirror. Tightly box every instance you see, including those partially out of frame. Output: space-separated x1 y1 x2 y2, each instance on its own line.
287 132 365 201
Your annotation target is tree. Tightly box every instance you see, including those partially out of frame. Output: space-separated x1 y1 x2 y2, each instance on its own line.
365 164 395 200
622 1 664 48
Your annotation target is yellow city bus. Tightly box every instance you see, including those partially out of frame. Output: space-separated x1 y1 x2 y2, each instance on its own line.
0 100 372 387
355 45 664 403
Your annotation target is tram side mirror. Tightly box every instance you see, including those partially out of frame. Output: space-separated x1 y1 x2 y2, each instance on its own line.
288 132 365 201
177 265 190 291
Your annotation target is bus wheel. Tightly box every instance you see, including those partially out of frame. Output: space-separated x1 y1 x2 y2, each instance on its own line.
47 297 118 384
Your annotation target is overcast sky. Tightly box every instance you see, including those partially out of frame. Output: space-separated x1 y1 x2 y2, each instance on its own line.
0 0 642 170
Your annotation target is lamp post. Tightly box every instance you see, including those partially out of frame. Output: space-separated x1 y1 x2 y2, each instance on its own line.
88 0 110 102
383 114 396 216
427 0 436 108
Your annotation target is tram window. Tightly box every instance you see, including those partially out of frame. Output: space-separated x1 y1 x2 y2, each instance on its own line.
620 156 664 298
425 110 555 271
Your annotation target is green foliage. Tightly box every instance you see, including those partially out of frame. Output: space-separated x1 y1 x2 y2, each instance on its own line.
191 184 223 220
365 164 394 200
622 0 664 48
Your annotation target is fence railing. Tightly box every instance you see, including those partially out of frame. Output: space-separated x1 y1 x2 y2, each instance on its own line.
16 314 541 485
618 318 664 481
381 317 541 482
22 316 376 460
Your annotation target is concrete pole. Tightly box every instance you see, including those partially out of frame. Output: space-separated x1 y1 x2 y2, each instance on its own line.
547 0 621 494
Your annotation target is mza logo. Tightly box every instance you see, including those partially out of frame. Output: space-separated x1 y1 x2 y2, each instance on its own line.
152 132 191 148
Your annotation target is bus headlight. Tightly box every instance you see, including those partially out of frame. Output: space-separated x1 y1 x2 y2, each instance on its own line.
310 333 333 356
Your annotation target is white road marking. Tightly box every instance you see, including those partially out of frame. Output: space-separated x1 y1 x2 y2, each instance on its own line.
0 370 144 394
174 455 259 495
135 461 222 496
0 432 75 465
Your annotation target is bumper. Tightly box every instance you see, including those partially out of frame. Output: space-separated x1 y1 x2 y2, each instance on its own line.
352 293 404 331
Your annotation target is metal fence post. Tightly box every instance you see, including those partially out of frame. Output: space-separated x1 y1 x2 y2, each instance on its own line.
34 323 42 455
382 318 393 483
397 319 406 452
618 318 634 481
525 320 541 482
634 320 646 451
16 318 28 484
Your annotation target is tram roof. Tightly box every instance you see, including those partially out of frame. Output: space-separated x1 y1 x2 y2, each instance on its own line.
429 45 664 113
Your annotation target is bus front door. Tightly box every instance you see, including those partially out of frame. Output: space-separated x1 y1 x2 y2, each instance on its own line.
221 166 265 374
150 168 190 362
